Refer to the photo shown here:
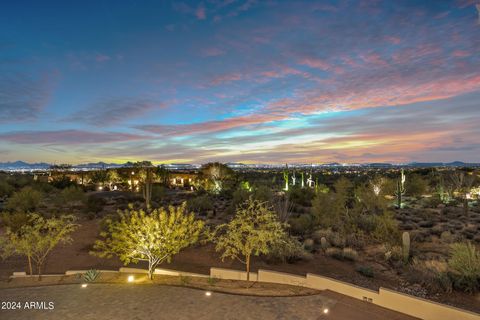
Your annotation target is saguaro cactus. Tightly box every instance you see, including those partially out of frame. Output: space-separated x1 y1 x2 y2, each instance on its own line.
283 165 289 191
395 169 406 208
402 231 410 264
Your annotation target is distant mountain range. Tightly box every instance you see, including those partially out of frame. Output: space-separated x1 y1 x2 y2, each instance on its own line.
0 160 479 171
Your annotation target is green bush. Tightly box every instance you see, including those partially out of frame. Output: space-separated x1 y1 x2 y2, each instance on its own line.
356 265 374 278
289 213 315 235
288 186 315 207
0 212 30 233
187 195 214 215
372 211 400 246
448 242 480 293
0 179 14 197
266 236 308 263
57 186 86 205
6 187 43 212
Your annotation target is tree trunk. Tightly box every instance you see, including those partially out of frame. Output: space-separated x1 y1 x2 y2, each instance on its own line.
246 254 251 281
27 255 33 276
37 262 42 281
148 259 155 280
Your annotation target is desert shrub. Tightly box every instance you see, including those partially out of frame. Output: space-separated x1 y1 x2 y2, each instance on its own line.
251 185 273 203
289 213 315 235
448 242 480 293
187 194 214 215
82 269 100 283
342 247 358 261
288 186 315 207
325 247 343 260
356 265 374 278
0 212 30 233
151 185 166 202
407 259 452 294
372 211 400 245
383 245 403 262
50 176 77 189
0 179 14 197
266 236 309 263
325 247 357 261
5 187 43 212
84 196 106 218
57 186 86 205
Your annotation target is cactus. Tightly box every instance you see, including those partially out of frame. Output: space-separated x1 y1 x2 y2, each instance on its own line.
301 172 305 188
283 168 289 191
320 237 328 250
402 231 410 264
83 269 100 283
395 169 406 208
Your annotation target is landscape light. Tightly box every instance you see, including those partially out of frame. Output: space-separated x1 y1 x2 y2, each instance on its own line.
127 275 135 282
81 284 88 288
323 308 329 314
205 291 212 296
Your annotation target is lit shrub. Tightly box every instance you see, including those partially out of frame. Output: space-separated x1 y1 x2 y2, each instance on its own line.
448 242 480 293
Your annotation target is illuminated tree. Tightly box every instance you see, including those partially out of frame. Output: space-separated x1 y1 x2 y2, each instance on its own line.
1 214 78 277
214 198 288 281
197 162 234 193
93 204 204 280
450 171 475 219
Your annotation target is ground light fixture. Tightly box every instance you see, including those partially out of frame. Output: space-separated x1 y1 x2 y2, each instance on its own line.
205 291 212 296
81 284 88 288
127 275 135 283
323 308 329 314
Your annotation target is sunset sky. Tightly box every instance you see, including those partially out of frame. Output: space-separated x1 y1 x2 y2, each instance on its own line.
1 0 479 164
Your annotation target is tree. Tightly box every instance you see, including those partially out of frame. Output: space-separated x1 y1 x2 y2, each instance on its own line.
214 198 288 281
449 171 475 219
1 214 78 277
93 204 204 280
6 187 43 212
197 162 234 193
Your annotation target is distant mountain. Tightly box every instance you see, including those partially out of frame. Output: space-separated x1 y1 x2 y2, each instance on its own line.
0 160 479 171
0 161 50 170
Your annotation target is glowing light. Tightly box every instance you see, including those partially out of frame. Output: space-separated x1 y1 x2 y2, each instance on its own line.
98 186 103 191
323 308 329 314
205 291 212 296
127 275 135 282
81 283 88 288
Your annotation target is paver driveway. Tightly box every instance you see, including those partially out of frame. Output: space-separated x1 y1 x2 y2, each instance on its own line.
0 284 418 320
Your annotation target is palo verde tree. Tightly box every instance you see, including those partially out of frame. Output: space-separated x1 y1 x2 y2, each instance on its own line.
93 203 204 280
214 198 288 281
0 214 78 278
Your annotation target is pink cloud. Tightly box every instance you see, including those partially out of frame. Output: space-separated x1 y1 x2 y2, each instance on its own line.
452 50 470 57
201 47 225 57
298 58 330 70
95 54 111 62
196 5 206 20
0 130 149 145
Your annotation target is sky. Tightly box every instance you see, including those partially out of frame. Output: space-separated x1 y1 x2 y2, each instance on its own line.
0 0 479 164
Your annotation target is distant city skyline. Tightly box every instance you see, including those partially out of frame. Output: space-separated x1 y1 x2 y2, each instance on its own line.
1 1 479 164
